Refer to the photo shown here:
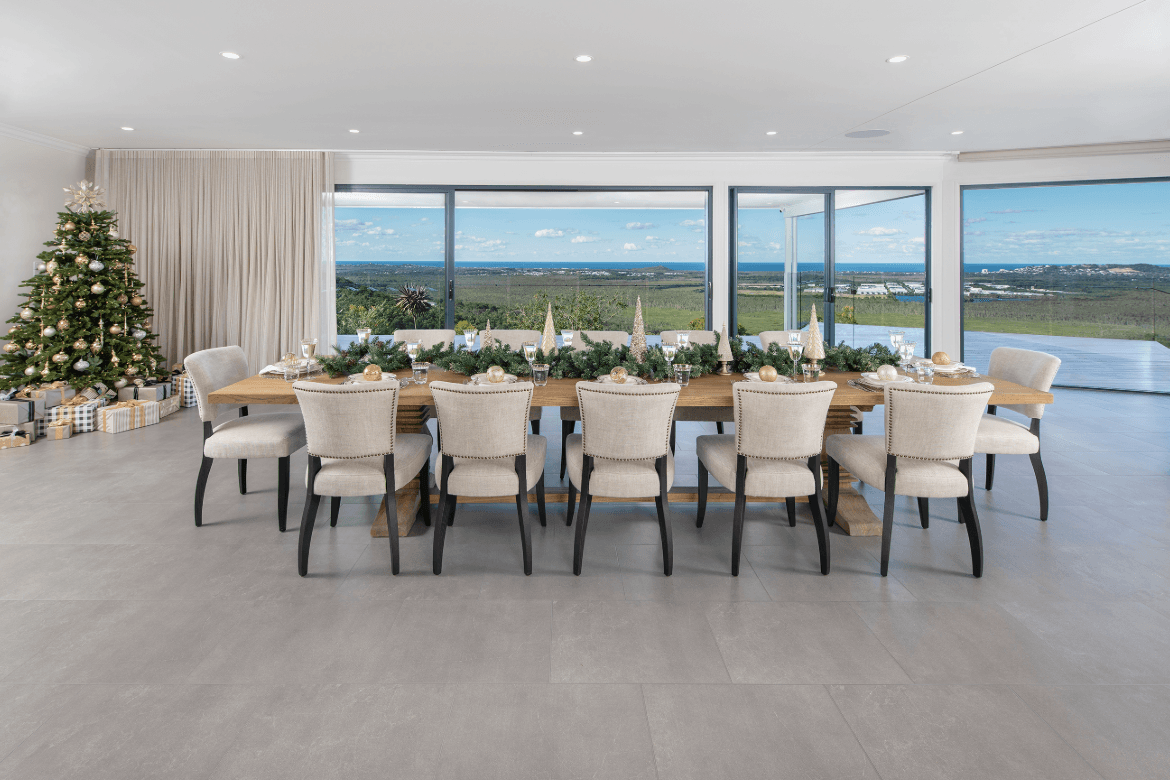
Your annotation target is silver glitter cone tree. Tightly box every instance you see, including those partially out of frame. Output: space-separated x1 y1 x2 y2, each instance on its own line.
0 181 167 391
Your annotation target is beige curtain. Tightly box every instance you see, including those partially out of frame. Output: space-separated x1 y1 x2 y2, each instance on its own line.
94 150 334 371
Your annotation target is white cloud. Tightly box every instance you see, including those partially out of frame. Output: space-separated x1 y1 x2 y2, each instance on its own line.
535 229 564 238
625 222 655 230
858 227 902 236
680 219 705 227
910 236 925 243
571 236 598 243
623 243 641 251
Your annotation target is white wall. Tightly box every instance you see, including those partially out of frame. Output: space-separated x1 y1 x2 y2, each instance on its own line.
0 130 89 333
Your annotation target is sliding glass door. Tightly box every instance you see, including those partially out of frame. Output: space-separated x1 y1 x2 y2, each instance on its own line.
731 187 930 353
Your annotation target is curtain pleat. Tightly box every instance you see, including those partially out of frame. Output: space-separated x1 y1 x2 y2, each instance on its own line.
94 150 333 372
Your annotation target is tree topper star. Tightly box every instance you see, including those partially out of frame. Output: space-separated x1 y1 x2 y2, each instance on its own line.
63 180 106 213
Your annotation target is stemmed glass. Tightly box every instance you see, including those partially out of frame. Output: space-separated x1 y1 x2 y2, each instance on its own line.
889 330 905 354
561 330 573 349
899 341 917 372
463 328 477 352
787 332 804 380
661 343 677 382
522 342 537 376
677 332 690 350
403 341 421 384
300 338 317 360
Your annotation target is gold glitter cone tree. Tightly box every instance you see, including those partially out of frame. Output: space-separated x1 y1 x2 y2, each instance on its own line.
806 304 826 370
630 296 647 363
481 319 495 351
0 181 167 391
541 303 557 355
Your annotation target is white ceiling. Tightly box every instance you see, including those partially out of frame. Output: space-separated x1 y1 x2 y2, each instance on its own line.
2 0 1167 153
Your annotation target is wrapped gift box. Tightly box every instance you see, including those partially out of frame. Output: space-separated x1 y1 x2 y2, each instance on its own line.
117 383 172 403
45 419 73 440
0 398 45 424
26 383 77 408
170 373 198 407
97 400 160 434
158 395 180 419
0 423 36 449
45 397 107 434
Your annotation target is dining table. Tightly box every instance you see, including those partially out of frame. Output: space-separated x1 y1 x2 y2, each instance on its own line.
208 368 1053 538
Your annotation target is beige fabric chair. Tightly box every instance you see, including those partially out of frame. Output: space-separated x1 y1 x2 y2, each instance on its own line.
758 330 808 351
565 382 680 576
661 330 718 346
292 379 432 576
978 347 1060 521
483 329 544 432
392 329 455 350
825 382 994 577
696 381 836 576
559 330 631 479
430 381 547 575
186 346 306 532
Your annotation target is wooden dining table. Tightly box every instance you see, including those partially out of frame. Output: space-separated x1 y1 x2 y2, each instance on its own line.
208 369 1052 538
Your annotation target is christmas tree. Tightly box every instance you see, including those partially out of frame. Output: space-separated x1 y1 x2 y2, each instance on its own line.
1 181 167 391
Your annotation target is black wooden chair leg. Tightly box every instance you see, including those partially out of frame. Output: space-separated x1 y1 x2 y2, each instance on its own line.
434 456 454 574
731 455 747 576
238 459 247 494
917 497 930 529
826 458 840 527
298 457 321 577
880 455 897 577
194 456 213 527
669 421 676 455
572 456 593 575
566 480 577 526
560 420 575 480
655 456 673 577
384 453 398 574
716 421 724 434
330 496 341 527
808 455 830 575
696 460 709 528
960 459 983 577
535 472 547 527
515 454 533 576
786 496 797 527
531 418 540 436
1030 451 1049 522
419 458 432 527
277 456 290 532
985 453 996 490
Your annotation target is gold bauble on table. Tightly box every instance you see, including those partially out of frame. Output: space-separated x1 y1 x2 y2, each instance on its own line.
609 365 628 384
73 339 88 350
758 364 778 383
130 295 143 306
931 351 951 366
109 324 122 335
362 364 383 382
876 364 899 381
486 365 506 383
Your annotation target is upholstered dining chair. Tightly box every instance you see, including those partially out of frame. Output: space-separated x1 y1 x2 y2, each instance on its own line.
292 379 432 576
392 329 456 350
186 346 306 531
565 381 681 576
826 382 994 578
696 381 837 576
978 347 1060 521
430 381 547 575
758 330 807 351
559 330 630 479
484 329 544 434
662 329 731 440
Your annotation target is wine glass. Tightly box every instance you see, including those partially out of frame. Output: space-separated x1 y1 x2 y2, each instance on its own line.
522 342 537 375
561 330 573 349
889 330 905 353
464 328 477 352
787 332 804 380
300 338 317 360
662 343 677 382
899 341 917 371
677 332 690 350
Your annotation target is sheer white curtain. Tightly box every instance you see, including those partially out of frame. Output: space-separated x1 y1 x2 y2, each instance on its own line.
95 150 334 371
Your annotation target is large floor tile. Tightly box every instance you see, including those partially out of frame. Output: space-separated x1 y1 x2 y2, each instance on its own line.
551 601 730 683
0 685 99 765
643 684 878 780
704 602 911 684
829 684 1103 780
745 540 918 602
618 543 772 602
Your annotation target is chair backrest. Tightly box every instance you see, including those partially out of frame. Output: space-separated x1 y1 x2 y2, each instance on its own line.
885 382 995 461
184 345 248 422
293 379 400 459
733 381 837 460
987 347 1060 419
570 331 629 349
490 329 542 350
577 382 680 461
661 330 717 346
758 330 806 351
393 329 455 350
430 381 533 459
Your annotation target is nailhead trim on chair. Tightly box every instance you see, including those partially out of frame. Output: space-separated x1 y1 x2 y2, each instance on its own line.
576 383 679 460
734 384 834 460
886 385 990 462
432 384 533 459
295 381 403 460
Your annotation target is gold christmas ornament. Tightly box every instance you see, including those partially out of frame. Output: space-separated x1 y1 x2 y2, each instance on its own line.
74 255 89 267
20 307 34 320
46 261 57 273
57 318 70 330
132 353 142 362
110 352 120 365
25 341 36 350
125 365 138 376
134 378 146 387
74 299 86 309
486 365 506 383
73 339 88 350
876 365 899 381
608 366 629 384
90 282 105 294
3 343 17 354
109 324 122 335
63 180 106 212
6 325 16 335
931 351 951 365
51 352 69 364
90 341 101 353
117 294 128 304
362 364 383 381
128 244 137 254
79 231 91 241
52 275 62 290
758 365 778 383
63 221 76 231
40 366 51 377
130 296 143 306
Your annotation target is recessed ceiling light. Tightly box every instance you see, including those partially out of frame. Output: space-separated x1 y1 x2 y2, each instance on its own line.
845 129 890 138
886 55 908 63
951 130 964 135
766 131 777 135
573 131 584 135
121 127 134 131
349 129 360 133
575 55 592 62
221 51 241 59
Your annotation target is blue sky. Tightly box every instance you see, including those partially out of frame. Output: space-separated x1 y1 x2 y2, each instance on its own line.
334 207 707 265
963 180 1170 266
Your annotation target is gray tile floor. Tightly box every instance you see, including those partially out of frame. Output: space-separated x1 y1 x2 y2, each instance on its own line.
1 388 1169 779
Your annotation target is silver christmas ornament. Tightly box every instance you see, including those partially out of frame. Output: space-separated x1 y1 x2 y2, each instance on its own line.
24 366 36 376
90 282 106 294
114 378 128 388
73 359 90 371
36 262 47 273
108 229 119 239
42 326 56 337
133 329 146 340
88 259 104 272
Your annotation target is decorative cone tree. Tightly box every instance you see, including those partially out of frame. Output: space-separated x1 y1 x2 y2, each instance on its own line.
0 181 167 391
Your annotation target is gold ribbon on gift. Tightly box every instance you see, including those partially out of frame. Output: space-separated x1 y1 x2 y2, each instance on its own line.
47 419 71 429
101 399 151 431
64 392 93 406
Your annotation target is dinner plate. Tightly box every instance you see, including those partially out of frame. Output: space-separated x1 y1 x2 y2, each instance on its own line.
468 373 518 385
743 372 793 383
594 374 648 385
859 372 915 386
